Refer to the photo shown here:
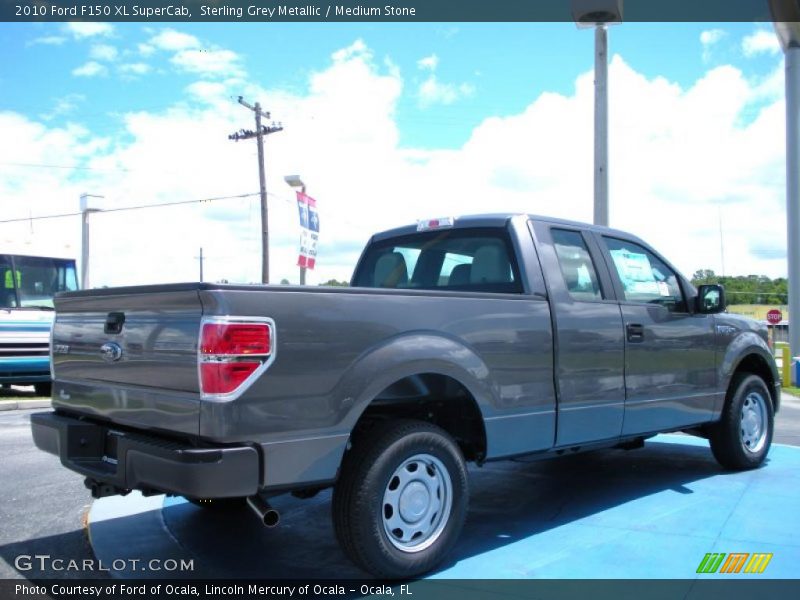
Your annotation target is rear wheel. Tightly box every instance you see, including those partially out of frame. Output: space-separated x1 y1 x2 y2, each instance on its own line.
710 373 774 470
332 419 468 578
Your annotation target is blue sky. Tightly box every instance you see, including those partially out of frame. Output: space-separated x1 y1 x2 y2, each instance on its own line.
1 22 779 148
0 21 789 285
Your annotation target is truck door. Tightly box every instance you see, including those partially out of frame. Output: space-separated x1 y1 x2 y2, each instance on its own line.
530 222 626 446
595 234 717 434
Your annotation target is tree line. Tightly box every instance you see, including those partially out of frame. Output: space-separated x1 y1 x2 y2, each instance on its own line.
691 270 787 305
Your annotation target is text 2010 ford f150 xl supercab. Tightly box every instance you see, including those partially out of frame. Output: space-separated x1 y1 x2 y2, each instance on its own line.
32 214 780 578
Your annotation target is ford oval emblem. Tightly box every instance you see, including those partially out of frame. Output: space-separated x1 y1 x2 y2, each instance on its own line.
100 342 123 363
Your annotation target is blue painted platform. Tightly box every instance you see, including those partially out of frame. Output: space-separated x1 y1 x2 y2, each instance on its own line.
88 434 800 579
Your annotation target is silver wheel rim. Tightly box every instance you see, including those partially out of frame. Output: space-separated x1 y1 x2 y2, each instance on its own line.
382 453 453 553
741 391 768 454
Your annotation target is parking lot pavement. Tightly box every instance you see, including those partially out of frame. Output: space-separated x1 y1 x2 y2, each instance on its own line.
0 409 101 579
776 392 800 447
1 391 798 580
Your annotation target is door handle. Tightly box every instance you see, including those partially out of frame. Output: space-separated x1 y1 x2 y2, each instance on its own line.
626 323 644 343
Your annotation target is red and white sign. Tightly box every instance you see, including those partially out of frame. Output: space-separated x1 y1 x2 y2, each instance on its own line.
766 309 783 325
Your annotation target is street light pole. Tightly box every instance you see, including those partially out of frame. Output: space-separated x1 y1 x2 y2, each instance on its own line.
594 23 609 227
771 1 800 361
572 0 622 228
79 193 103 290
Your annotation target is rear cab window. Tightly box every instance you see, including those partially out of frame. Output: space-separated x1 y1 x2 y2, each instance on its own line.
352 227 523 294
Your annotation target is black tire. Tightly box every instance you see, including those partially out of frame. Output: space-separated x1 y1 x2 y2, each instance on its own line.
186 497 247 511
710 373 774 470
332 419 468 579
34 382 52 397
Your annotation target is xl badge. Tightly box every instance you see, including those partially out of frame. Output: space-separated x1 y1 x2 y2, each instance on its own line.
100 342 123 363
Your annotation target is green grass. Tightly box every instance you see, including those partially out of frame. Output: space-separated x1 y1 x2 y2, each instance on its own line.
782 386 800 397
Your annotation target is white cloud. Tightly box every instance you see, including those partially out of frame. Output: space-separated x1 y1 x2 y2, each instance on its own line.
332 39 369 62
700 29 726 47
71 61 108 77
418 76 474 107
119 63 151 76
90 44 118 62
700 28 726 62
138 43 156 56
417 54 439 71
171 49 243 78
415 54 474 107
28 36 67 46
0 41 790 288
64 22 114 39
148 29 201 51
743 30 780 57
39 94 85 121
185 81 229 103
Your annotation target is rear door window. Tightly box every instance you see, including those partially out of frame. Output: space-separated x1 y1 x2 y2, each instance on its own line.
352 227 523 293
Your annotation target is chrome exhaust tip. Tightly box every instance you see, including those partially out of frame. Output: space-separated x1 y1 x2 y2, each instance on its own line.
247 495 280 527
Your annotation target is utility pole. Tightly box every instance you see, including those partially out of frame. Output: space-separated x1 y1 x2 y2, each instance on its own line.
228 96 283 284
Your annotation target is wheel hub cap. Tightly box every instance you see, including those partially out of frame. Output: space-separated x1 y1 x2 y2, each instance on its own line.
399 482 430 522
382 453 453 553
740 391 768 454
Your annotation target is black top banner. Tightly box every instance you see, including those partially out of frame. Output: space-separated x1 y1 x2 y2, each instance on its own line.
2 0 799 23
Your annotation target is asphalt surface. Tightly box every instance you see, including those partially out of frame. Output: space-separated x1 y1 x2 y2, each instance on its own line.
1 393 799 580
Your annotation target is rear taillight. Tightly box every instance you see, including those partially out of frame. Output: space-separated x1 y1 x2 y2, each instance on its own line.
199 320 274 396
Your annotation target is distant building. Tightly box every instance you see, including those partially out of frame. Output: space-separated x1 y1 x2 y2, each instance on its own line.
728 305 788 343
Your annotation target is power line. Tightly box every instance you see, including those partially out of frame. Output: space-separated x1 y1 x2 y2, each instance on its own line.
0 192 260 225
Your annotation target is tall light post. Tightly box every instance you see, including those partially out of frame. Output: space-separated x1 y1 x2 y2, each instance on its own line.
79 193 103 289
284 175 307 285
771 0 800 360
572 0 623 227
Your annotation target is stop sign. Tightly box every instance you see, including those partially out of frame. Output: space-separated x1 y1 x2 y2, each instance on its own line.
767 309 783 325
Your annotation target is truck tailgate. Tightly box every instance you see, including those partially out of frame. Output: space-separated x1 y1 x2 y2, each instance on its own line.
51 287 202 436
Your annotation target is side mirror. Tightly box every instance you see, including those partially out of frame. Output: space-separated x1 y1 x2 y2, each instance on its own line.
696 284 726 314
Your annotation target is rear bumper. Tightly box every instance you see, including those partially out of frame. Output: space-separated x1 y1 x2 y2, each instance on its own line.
31 411 260 498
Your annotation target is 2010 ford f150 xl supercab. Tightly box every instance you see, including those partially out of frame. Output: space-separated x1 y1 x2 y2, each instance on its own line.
32 213 779 578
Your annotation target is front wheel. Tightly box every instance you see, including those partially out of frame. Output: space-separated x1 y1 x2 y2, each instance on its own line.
332 420 468 578
710 373 774 470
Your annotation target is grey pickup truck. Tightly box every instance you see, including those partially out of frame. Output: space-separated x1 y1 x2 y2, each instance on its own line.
32 214 779 578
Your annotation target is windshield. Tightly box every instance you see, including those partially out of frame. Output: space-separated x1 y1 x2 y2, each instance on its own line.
0 255 78 309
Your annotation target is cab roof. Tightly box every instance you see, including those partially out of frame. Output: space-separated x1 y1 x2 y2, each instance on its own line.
371 213 644 244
